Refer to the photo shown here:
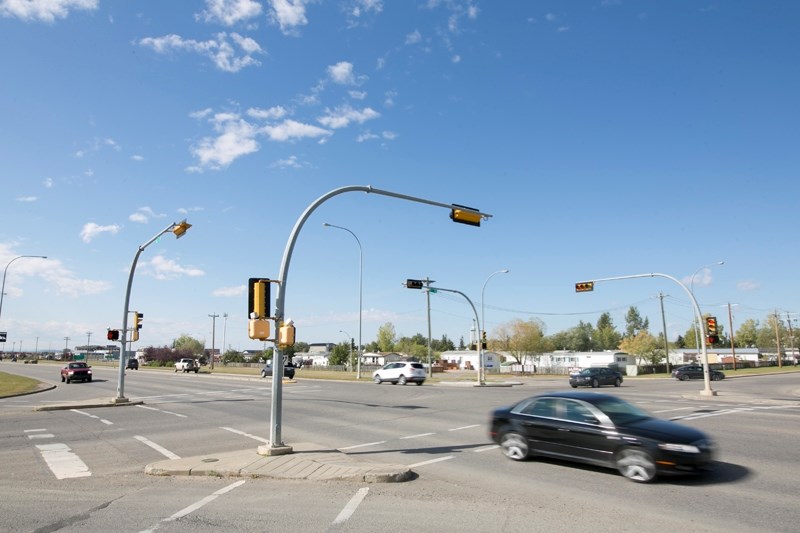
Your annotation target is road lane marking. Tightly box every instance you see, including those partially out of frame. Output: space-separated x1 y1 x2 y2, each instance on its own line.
140 480 246 533
400 432 435 439
136 405 188 418
653 407 694 414
70 409 113 425
409 456 454 468
220 426 269 444
339 441 386 451
474 445 500 453
36 443 91 479
449 424 480 431
25 429 55 439
134 436 181 460
332 487 369 526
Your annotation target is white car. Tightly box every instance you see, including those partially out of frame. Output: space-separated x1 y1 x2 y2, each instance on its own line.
372 362 426 386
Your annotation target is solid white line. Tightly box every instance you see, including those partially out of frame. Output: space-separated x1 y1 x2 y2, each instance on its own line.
400 432 435 440
70 409 113 425
474 445 500 453
448 424 480 431
653 407 694 413
134 436 181 460
24 428 47 433
409 456 454 468
332 487 369 525
139 480 246 533
27 433 55 439
339 441 386 451
36 443 91 479
220 426 269 444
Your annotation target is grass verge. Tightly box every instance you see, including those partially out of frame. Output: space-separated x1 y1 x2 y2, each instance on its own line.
0 371 42 397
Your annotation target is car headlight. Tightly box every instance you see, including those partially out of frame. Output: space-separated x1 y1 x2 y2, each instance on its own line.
658 443 701 454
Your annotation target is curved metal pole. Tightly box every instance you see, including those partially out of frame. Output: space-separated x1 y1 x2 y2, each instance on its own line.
593 272 716 396
323 223 363 379
481 270 509 350
427 286 483 385
0 255 47 322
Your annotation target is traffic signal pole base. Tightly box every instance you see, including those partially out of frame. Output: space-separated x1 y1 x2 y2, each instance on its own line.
258 444 293 457
112 397 130 404
699 389 718 397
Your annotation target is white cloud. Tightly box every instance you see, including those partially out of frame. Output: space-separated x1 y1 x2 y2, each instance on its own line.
356 131 379 143
328 61 355 85
246 105 288 120
43 177 54 188
129 206 166 224
452 54 461 63
213 285 246 297
177 206 204 215
349 90 367 100
268 0 309 35
197 0 262 26
138 32 264 73
131 154 144 161
144 255 205 280
737 280 761 291
261 119 332 142
16 196 37 202
318 105 379 129
271 155 306 168
405 29 422 45
190 108 214 120
80 222 121 243
0 0 98 23
191 115 260 169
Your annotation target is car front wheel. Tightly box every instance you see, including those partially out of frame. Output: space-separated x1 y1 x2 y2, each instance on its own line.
614 377 622 387
500 431 529 461
591 378 599 388
373 375 382 384
680 374 690 381
398 375 407 385
616 448 656 483
712 374 722 381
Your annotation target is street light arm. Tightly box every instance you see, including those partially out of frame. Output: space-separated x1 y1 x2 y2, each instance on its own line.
0 255 47 322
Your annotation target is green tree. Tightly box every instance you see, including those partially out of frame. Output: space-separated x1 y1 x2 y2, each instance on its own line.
458 336 466 350
619 331 661 365
376 322 396 352
624 307 649 338
493 318 548 367
328 342 350 366
172 335 204 355
735 318 759 348
595 312 622 350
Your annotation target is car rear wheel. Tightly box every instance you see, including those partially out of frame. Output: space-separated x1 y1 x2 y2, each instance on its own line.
570 384 578 388
398 375 407 385
61 376 65 382
614 377 621 387
415 381 423 386
591 378 599 388
87 377 92 382
616 448 656 483
500 431 529 461
680 374 690 381
712 374 722 381
373 375 382 384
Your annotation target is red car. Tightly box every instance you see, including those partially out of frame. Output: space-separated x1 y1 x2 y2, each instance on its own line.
61 362 93 384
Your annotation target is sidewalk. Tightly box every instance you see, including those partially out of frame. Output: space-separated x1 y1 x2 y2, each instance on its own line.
145 442 412 483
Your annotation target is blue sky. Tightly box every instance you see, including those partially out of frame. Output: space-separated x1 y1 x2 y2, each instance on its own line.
1 0 798 354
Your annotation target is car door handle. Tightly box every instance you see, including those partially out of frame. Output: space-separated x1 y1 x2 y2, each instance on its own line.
558 428 571 432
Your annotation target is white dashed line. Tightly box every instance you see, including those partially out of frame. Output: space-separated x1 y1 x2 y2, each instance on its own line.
139 480 246 533
400 432 435 440
70 409 113 425
339 441 386 451
448 424 480 431
136 405 188 418
134 436 181 460
220 426 269 444
332 487 369 526
474 445 500 453
409 456 454 468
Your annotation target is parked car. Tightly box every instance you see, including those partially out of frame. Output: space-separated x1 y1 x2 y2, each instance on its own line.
489 391 716 483
60 362 93 384
569 367 623 388
261 363 295 380
126 358 139 370
672 365 725 381
174 358 200 373
372 361 426 385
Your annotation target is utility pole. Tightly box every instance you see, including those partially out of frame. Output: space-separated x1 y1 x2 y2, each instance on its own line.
425 277 433 377
64 336 70 359
727 303 737 371
773 310 782 368
209 313 218 370
658 292 670 374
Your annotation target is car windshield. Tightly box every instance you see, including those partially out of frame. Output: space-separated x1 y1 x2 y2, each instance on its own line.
592 396 650 425
578 369 596 375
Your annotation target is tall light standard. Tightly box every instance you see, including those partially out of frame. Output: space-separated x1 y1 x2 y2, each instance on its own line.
222 312 228 359
209 313 218 370
115 220 191 403
689 261 724 351
0 255 47 322
86 332 92 363
481 269 509 372
323 223 363 379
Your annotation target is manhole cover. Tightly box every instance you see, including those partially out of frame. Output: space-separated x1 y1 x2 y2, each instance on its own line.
202 458 219 463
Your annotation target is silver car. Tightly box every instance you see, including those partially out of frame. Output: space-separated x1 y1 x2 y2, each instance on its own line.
372 362 426 385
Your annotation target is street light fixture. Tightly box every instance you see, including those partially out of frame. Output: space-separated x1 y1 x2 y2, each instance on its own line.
115 220 192 403
0 255 48 322
339 329 353 370
481 269 509 376
323 223 363 379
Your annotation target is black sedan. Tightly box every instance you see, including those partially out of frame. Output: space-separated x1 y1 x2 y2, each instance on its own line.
489 391 716 483
672 364 725 381
261 363 295 380
569 367 623 388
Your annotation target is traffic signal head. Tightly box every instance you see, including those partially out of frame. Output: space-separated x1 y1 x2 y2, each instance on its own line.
481 330 487 349
107 329 120 341
133 312 143 330
248 278 271 319
706 334 719 345
172 219 192 239
706 316 718 335
406 279 424 289
575 281 595 292
449 206 482 227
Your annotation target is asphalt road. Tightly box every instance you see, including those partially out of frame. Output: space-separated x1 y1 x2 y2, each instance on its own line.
2 362 799 532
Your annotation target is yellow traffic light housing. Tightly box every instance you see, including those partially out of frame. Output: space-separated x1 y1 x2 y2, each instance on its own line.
278 323 296 348
248 319 270 341
172 219 192 239
706 316 718 335
450 207 482 227
248 278 271 319
575 281 595 292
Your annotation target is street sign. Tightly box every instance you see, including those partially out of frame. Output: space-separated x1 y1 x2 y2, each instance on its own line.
73 354 85 361
0 332 6 342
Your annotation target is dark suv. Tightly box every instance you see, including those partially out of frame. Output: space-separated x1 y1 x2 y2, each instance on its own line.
126 358 139 370
569 367 623 388
261 363 296 380
672 365 725 381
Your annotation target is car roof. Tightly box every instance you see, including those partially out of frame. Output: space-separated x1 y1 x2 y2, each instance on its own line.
521 391 619 404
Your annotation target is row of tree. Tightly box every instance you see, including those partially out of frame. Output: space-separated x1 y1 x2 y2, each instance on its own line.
149 310 796 367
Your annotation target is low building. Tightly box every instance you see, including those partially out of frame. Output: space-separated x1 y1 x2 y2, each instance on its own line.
439 350 501 370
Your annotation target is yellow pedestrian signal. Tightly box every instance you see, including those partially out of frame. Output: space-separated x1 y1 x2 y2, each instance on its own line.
107 329 120 341
575 281 594 292
248 319 270 341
